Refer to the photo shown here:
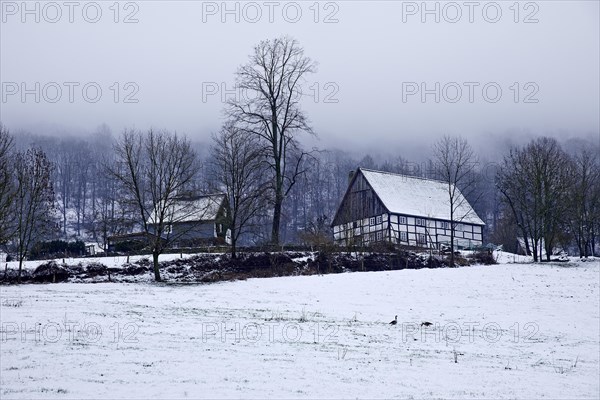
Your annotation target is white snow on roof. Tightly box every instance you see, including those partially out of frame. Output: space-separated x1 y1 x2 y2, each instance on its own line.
360 169 484 225
148 194 225 225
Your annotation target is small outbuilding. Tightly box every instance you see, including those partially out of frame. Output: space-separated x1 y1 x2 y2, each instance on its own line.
108 193 229 252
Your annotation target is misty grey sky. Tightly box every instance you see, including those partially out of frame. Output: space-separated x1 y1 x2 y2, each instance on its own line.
1 0 598 154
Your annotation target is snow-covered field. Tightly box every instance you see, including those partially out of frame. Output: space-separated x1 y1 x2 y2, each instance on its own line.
1 259 599 399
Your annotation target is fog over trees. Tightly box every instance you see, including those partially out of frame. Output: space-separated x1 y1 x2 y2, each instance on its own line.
0 37 598 278
0 124 14 245
1 120 597 263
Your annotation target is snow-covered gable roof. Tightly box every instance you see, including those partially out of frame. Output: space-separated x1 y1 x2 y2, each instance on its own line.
359 168 484 225
148 194 226 225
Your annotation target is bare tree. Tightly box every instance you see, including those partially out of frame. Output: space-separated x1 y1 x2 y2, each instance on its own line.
12 148 56 282
538 141 573 260
92 192 133 252
91 155 135 252
211 122 267 258
299 214 333 250
566 147 599 257
83 127 132 250
432 136 480 267
54 140 76 238
227 36 317 245
111 129 199 281
72 140 92 237
497 137 572 261
490 211 520 254
0 124 15 246
497 147 536 258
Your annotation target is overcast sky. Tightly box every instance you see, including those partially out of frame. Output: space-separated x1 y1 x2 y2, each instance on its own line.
1 1 598 154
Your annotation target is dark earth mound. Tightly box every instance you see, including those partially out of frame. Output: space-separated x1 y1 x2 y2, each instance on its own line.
1 250 494 285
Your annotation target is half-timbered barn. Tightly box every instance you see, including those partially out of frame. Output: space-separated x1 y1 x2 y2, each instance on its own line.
331 168 485 249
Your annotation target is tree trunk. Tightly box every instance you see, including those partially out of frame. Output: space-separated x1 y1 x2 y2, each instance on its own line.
231 225 237 259
152 251 161 281
591 227 596 256
271 191 283 246
531 235 538 262
575 231 584 258
522 230 531 256
449 201 455 267
450 225 455 267
18 258 23 284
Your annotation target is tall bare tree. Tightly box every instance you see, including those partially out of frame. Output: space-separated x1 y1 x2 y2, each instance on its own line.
433 136 480 267
538 141 573 260
12 148 56 282
211 122 267 258
497 147 536 258
0 124 15 246
111 129 199 281
566 147 599 257
227 36 317 245
497 137 572 261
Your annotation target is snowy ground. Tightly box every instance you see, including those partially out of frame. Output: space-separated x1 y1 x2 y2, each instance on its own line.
1 259 599 399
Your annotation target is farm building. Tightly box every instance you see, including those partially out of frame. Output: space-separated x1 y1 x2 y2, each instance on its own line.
108 194 229 252
147 193 229 247
331 168 484 249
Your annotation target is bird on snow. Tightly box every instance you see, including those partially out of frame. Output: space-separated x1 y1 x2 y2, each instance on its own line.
389 315 398 325
421 321 432 327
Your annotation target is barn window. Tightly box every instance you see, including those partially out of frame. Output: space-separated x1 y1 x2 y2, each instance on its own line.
376 231 383 241
417 234 427 244
442 221 449 230
400 231 407 241
369 217 376 225
416 218 425 226
376 215 382 224
399 216 407 224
